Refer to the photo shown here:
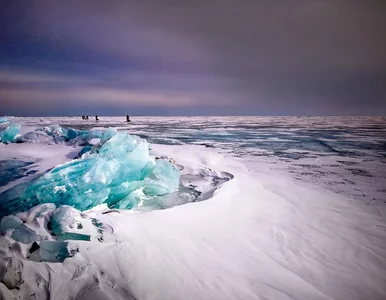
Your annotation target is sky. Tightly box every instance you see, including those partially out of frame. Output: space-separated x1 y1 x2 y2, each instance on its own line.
1 0 386 116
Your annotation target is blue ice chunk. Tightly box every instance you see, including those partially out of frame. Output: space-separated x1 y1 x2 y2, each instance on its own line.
143 159 180 196
22 203 56 223
39 125 67 144
56 232 90 241
100 128 116 143
51 206 81 235
65 128 78 140
50 206 90 241
17 131 51 144
39 240 79 262
40 126 105 145
17 125 109 146
0 215 40 244
67 129 104 147
43 125 67 138
0 131 180 216
114 186 146 210
78 144 93 157
65 128 90 141
0 160 34 186
0 124 21 144
0 118 8 124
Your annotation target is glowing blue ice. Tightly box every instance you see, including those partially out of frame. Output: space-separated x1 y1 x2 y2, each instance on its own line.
15 125 105 146
0 124 21 144
40 125 101 145
144 159 180 196
0 117 9 124
0 130 180 216
1 123 107 146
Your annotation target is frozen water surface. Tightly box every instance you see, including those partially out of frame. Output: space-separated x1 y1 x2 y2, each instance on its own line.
6 116 385 204
0 116 385 300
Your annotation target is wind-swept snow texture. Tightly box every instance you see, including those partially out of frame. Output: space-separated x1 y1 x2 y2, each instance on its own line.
0 145 385 300
9 116 386 206
0 117 385 300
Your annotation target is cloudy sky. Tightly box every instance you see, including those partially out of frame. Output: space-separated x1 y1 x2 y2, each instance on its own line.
1 0 385 116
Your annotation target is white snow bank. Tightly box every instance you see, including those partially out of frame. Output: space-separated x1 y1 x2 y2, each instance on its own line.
1 144 385 300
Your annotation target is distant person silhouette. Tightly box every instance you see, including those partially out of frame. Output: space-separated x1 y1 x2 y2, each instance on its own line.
82 116 85 120
95 115 99 121
86 116 89 120
126 115 130 122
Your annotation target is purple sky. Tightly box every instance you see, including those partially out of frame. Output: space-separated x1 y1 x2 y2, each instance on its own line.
1 0 386 116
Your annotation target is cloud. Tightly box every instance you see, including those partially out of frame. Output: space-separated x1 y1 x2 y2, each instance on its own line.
0 68 194 107
1 86 194 106
0 68 239 116
1 0 386 115
0 68 93 84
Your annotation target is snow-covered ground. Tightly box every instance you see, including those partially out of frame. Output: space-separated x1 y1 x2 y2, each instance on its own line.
0 117 385 299
5 116 386 206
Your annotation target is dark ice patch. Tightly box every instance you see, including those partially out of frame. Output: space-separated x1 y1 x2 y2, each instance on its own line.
347 168 372 177
0 160 36 186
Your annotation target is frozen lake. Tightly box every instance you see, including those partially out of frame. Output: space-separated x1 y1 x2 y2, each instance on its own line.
0 116 385 300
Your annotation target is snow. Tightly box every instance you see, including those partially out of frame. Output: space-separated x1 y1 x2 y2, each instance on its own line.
0 117 385 299
0 144 385 299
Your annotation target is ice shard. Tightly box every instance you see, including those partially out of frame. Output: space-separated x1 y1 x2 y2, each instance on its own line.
50 206 91 241
4 123 109 146
143 159 180 196
0 130 180 216
0 124 21 144
39 240 79 262
0 216 40 244
17 130 52 144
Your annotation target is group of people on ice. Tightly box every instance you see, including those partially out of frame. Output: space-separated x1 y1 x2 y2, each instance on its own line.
81 115 131 122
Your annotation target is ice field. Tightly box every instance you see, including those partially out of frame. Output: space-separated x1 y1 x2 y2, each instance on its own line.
0 116 385 300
